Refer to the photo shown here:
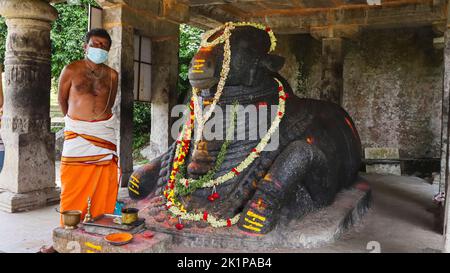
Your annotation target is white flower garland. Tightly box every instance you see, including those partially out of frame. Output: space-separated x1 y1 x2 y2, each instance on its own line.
178 78 286 189
162 22 285 229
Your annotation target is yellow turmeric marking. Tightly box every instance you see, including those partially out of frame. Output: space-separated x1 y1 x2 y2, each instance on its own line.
199 47 212 52
130 175 140 184
192 70 204 73
85 242 102 251
86 250 96 253
195 59 206 63
264 173 272 181
242 224 261 232
129 180 139 189
193 64 204 69
247 210 266 222
128 186 140 195
244 217 264 227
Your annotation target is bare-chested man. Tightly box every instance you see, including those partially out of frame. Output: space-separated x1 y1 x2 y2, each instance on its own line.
57 28 120 239
58 29 118 121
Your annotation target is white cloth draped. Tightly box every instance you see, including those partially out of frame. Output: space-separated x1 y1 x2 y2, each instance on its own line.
62 115 118 164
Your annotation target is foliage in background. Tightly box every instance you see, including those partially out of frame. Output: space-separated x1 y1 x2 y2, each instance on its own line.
51 0 98 79
133 102 152 148
0 0 97 75
177 24 204 103
0 17 6 65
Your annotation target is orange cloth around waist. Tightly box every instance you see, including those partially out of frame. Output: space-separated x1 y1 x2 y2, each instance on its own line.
61 131 117 165
64 131 117 151
59 160 119 226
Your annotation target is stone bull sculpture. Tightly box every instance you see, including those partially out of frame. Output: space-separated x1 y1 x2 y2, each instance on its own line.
128 24 362 235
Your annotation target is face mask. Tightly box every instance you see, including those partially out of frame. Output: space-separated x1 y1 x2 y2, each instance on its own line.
86 46 109 64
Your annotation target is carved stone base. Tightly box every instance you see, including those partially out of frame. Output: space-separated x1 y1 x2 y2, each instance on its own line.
143 181 371 250
0 187 60 213
50 181 370 252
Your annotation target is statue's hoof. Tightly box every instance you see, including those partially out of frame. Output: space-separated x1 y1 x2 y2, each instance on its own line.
237 200 278 235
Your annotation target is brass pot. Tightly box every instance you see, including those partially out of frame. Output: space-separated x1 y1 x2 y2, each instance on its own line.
61 210 82 229
121 208 139 225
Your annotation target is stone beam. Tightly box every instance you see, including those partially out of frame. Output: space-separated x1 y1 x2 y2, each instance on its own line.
238 1 446 34
189 5 240 29
97 0 189 24
310 25 361 40
0 0 60 212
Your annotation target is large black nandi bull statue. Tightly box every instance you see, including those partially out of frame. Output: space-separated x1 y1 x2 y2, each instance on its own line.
128 23 362 235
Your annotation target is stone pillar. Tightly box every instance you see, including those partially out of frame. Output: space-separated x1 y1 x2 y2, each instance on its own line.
320 37 343 105
145 35 180 161
103 6 134 187
0 0 60 212
442 6 450 252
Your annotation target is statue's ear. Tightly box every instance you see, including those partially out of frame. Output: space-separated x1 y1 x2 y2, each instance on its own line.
261 54 285 72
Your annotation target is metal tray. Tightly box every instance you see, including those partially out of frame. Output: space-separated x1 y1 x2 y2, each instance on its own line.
82 214 145 231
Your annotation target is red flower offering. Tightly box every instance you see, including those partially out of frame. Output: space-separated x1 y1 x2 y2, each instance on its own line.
212 192 220 200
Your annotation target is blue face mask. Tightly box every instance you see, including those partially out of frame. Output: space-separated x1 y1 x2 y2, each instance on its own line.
87 46 109 64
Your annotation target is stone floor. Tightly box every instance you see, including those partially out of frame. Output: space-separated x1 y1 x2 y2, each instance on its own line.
0 173 444 253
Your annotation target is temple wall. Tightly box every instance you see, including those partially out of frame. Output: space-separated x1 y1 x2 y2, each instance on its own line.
275 27 443 172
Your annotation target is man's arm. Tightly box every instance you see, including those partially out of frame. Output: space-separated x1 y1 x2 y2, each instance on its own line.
58 65 72 116
108 68 119 109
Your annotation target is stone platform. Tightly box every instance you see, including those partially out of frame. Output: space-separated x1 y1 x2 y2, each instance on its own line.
52 181 371 252
143 181 371 251
53 227 172 253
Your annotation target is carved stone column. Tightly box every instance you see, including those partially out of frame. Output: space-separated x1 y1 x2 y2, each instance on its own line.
443 7 450 253
311 26 360 105
320 37 343 105
0 0 60 212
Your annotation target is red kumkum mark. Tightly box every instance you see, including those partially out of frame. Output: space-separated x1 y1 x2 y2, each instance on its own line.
345 117 358 137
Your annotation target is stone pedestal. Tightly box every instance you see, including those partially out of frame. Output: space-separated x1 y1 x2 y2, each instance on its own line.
320 37 343 105
0 0 60 212
52 180 371 252
53 227 172 253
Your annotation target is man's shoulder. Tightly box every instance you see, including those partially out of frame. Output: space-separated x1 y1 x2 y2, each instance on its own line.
66 60 85 70
64 60 84 73
106 65 118 78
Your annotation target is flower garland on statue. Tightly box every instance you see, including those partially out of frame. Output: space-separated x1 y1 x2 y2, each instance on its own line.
162 22 287 229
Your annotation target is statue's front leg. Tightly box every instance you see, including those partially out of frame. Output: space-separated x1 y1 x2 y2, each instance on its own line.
128 155 163 200
238 140 325 234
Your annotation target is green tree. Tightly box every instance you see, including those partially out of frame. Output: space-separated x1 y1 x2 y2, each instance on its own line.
177 24 204 102
51 0 98 78
0 0 97 76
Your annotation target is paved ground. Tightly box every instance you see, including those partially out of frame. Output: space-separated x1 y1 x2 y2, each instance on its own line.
0 173 444 253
